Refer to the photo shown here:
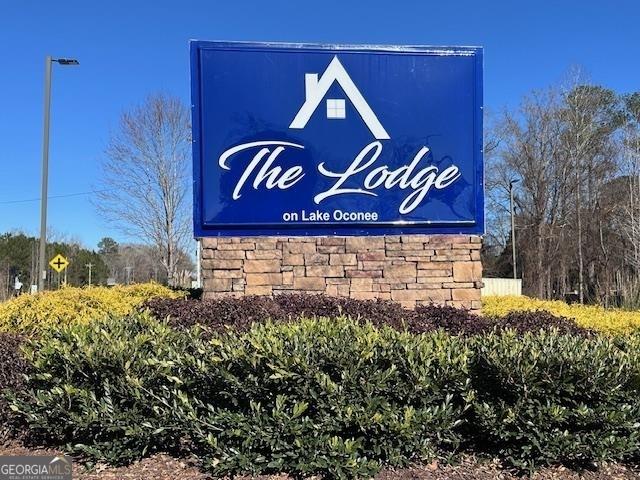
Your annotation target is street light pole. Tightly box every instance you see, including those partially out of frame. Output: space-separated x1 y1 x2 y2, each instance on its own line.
37 56 79 293
509 179 520 280
37 56 53 293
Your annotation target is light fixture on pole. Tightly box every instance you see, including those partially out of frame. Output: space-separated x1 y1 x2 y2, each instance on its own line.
509 179 520 280
38 56 79 293
56 58 79 65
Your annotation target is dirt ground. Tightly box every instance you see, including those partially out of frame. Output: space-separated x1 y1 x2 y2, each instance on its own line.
1 441 639 479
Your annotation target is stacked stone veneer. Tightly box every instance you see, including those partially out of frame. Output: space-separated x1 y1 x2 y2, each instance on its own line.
201 235 482 310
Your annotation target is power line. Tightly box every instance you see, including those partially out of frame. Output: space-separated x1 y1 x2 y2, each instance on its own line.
0 189 114 205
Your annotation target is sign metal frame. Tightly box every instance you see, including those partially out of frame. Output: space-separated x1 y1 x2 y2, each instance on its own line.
191 40 484 237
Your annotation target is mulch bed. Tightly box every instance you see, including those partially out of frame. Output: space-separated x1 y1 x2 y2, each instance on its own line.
2 441 639 479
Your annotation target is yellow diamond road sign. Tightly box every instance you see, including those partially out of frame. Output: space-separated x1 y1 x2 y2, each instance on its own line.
49 254 69 273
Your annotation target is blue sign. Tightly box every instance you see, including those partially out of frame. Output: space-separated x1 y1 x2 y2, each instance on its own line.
191 41 483 237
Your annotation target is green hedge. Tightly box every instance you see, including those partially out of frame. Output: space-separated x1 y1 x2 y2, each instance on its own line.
470 332 640 470
7 315 192 464
178 319 472 477
6 315 640 477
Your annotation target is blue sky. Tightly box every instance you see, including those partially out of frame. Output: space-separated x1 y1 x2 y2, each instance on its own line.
1 0 639 249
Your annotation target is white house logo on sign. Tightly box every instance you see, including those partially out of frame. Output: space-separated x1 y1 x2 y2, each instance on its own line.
289 56 390 140
216 55 462 217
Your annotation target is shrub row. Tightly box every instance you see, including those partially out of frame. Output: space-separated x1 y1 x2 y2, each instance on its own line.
0 333 27 440
0 283 183 335
7 315 638 477
484 295 640 334
143 294 590 336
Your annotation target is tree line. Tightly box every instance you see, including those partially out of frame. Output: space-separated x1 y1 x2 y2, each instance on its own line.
0 232 107 299
97 237 194 287
484 72 640 306
0 232 194 300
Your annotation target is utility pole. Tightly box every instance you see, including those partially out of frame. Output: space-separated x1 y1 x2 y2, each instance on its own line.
37 56 79 293
509 179 520 279
85 263 93 286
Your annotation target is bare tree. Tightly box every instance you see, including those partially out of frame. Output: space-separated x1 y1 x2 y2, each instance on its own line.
486 74 633 304
489 87 570 297
560 76 624 303
620 94 640 272
95 94 191 286
483 110 510 249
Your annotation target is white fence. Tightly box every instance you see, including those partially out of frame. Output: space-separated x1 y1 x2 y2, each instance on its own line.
482 278 522 296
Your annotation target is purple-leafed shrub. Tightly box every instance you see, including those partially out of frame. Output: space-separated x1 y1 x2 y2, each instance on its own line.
143 294 590 337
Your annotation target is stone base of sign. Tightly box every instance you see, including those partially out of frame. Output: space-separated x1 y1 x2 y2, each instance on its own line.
201 235 482 310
